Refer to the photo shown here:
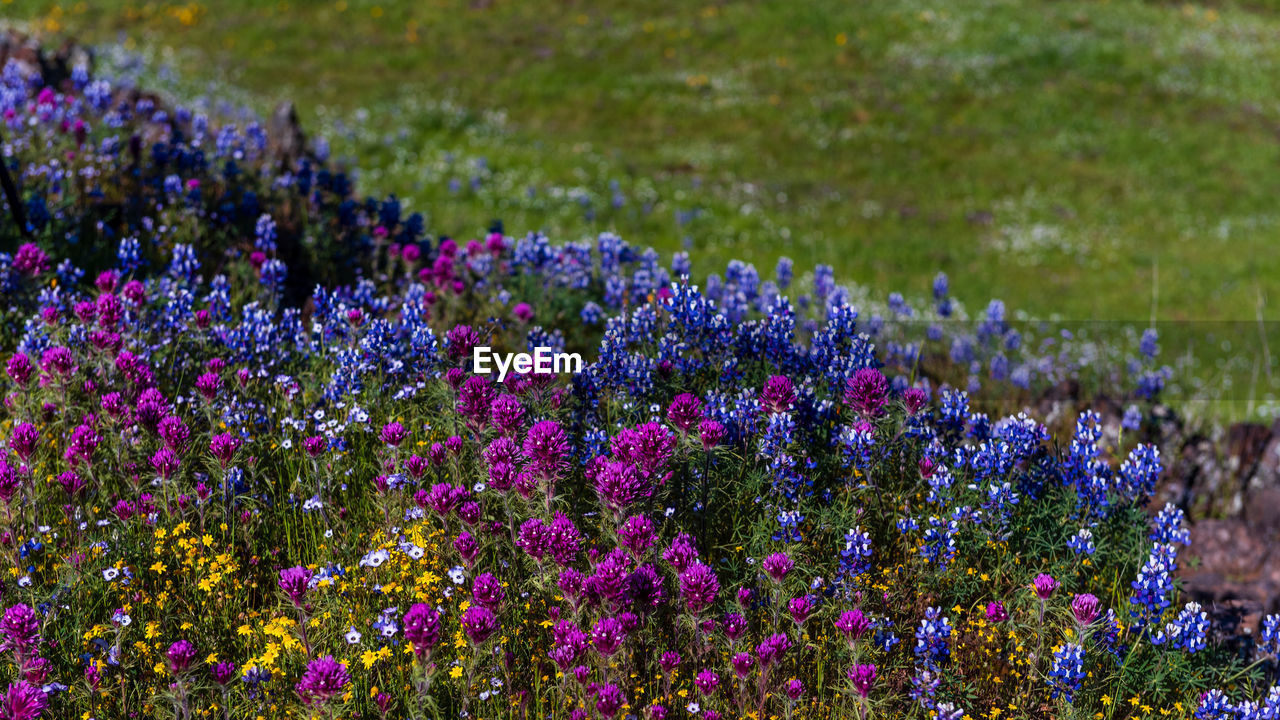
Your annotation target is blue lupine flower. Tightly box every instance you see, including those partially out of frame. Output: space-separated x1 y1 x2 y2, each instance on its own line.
1152 602 1208 653
1068 528 1096 556
913 607 951 671
1047 643 1085 702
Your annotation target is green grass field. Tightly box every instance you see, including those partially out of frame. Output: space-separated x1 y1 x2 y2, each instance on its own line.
5 0 1280 414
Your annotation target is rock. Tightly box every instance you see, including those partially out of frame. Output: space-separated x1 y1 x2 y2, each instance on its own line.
268 101 308 170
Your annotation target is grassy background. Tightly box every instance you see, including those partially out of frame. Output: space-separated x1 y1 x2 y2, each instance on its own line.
5 0 1280 414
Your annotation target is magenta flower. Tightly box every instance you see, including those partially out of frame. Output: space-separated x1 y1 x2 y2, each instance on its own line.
618 514 656 558
295 655 351 706
762 553 794 583
524 420 570 481
836 609 872 643
166 640 196 673
0 604 40 654
211 661 237 686
158 415 191 453
760 375 796 414
460 606 499 645
9 424 37 462
1032 573 1059 600
847 663 877 698
5 354 33 386
788 595 816 626
903 387 929 415
278 566 312 607
731 651 755 678
0 680 47 720
698 419 725 450
403 603 442 659
756 632 791 668
678 562 720 615
209 433 242 467
150 447 181 480
12 244 49 277
694 669 720 695
512 302 534 322
303 436 327 457
594 683 626 719
986 601 1009 623
590 616 627 658
472 573 506 611
786 679 804 700
666 393 704 433
379 421 408 447
195 371 221 401
845 368 889 417
1071 593 1101 626
489 395 525 435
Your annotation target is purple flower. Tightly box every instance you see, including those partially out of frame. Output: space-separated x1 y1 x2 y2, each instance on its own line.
694 669 720 696
845 368 889 417
756 632 792 668
403 603 441 659
166 640 197 673
590 617 627 658
667 393 704 433
209 433 242 467
303 436 327 457
1033 573 1059 600
472 573 506 610
659 651 681 673
722 612 748 641
379 421 408 447
731 651 755 678
211 661 237 685
986 601 1009 623
517 518 550 561
762 553 794 583
619 515 656 558
457 376 495 430
40 346 74 378
679 562 720 615
903 387 929 415
786 679 804 700
489 395 525 435
836 609 871 643
158 415 191 453
12 244 49 277
278 566 312 607
547 512 582 565
461 606 499 644
453 531 479 564
5 354 33 386
524 420 569 481
847 663 877 698
1072 593 1101 626
150 447 181 480
0 681 47 720
760 375 796 414
698 419 725 450
592 459 651 513
788 595 816 626
662 533 700 573
9 424 38 462
295 655 351 705
594 683 626 719
195 372 221 401
0 604 40 654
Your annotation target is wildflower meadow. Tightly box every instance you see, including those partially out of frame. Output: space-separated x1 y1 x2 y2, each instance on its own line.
0 26 1278 720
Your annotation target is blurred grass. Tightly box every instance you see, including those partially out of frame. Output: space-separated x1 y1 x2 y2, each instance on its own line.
5 0 1280 416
